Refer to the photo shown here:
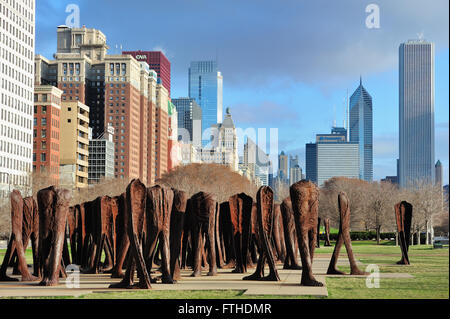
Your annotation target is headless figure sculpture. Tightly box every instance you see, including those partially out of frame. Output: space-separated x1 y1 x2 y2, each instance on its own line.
0 191 38 281
323 218 332 246
327 192 367 275
394 201 412 265
243 186 280 281
290 180 322 286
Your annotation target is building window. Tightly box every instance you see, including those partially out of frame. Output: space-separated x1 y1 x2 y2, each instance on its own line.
41 153 46 162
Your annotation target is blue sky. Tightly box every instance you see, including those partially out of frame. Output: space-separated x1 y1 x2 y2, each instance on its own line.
35 0 449 184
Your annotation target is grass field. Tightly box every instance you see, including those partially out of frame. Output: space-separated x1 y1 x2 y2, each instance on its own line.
0 240 448 299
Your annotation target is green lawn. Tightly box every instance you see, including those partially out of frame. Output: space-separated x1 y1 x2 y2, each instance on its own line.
1 240 448 299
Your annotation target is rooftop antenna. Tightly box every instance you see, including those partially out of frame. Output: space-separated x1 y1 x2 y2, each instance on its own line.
333 104 336 128
417 31 424 41
346 88 349 141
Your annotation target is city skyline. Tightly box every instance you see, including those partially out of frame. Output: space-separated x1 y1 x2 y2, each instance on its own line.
30 1 450 185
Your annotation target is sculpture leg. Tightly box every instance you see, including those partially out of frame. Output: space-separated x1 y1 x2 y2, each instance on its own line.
12 205 37 281
207 217 217 276
191 225 203 277
169 212 184 281
214 204 225 269
397 231 410 265
243 250 265 280
109 255 134 288
101 236 114 272
327 232 345 275
160 230 174 283
0 238 18 281
143 227 159 282
129 232 151 289
31 232 40 277
111 233 129 278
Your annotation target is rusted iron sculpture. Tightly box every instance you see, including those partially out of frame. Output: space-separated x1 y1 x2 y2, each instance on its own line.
110 193 128 278
143 185 174 283
82 196 115 273
218 201 235 268
324 218 332 246
290 180 322 286
187 192 218 277
394 201 413 265
316 217 321 248
109 179 151 289
280 197 302 270
327 192 367 275
37 186 72 286
243 186 280 281
169 189 188 281
272 203 286 263
228 193 253 273
0 191 39 281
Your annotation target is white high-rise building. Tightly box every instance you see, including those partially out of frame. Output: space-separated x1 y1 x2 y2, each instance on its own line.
399 39 435 188
0 0 35 198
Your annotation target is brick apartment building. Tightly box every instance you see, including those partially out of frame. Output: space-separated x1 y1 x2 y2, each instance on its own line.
33 85 62 185
34 26 172 186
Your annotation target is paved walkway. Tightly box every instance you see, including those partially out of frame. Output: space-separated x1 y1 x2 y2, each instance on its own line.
0 256 412 298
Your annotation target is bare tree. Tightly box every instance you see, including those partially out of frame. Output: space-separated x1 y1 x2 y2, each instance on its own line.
365 181 397 244
157 163 258 203
319 177 371 230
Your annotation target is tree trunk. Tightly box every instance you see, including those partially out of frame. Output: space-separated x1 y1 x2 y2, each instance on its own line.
395 232 398 246
416 229 421 246
376 225 381 245
425 220 429 245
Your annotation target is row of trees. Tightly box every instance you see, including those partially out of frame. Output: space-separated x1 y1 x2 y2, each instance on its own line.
312 177 446 244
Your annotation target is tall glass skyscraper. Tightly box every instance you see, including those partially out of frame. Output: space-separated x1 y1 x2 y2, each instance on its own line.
349 77 373 182
188 61 223 145
399 39 435 188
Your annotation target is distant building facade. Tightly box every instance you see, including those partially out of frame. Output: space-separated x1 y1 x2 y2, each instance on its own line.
306 127 359 186
188 61 223 145
88 125 115 184
172 97 202 146
59 101 90 189
122 50 171 96
33 86 62 186
0 0 35 197
278 151 288 182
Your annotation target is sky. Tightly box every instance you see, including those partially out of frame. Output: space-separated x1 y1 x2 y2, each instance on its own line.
35 0 449 184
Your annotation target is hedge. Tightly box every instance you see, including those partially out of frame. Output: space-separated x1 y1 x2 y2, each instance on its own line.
319 231 396 241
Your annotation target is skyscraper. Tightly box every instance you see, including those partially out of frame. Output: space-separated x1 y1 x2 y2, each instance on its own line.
172 98 202 146
305 143 317 183
349 77 373 182
35 26 165 186
0 0 35 197
33 86 62 186
305 128 359 186
243 137 270 186
188 61 223 145
122 50 171 96
278 151 288 182
289 165 302 186
399 39 435 187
